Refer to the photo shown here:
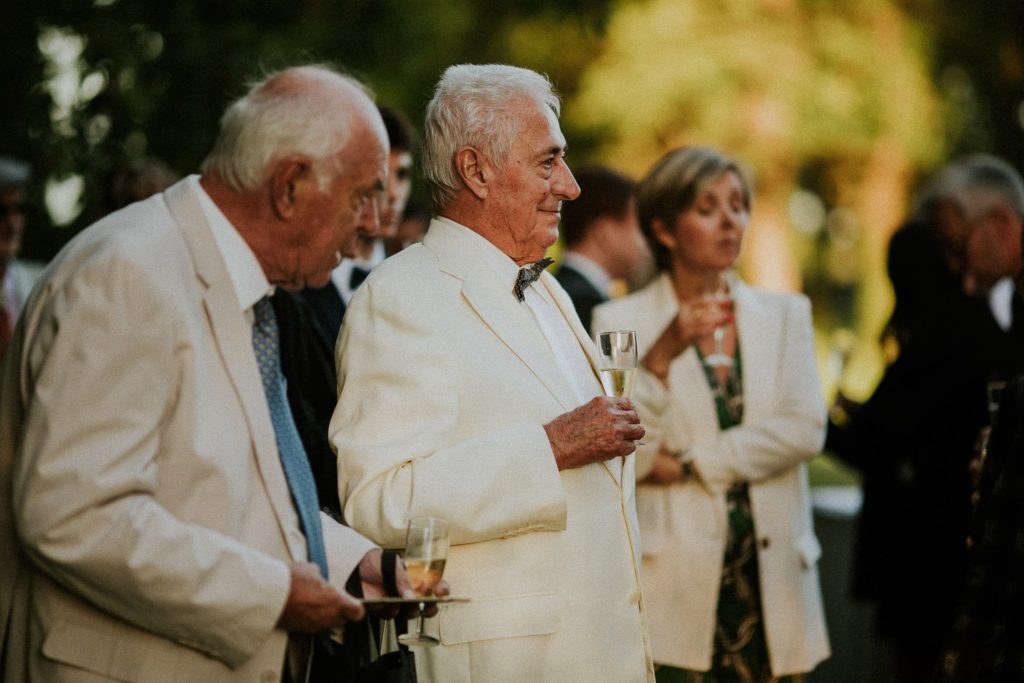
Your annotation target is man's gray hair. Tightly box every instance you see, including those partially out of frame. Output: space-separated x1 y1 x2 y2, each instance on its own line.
946 154 1024 222
201 64 372 192
420 64 561 211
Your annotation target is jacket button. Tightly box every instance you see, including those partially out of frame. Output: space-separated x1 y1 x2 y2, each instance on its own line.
261 671 277 683
760 537 770 549
629 590 642 605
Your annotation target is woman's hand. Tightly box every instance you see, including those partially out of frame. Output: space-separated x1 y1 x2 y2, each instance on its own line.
643 449 685 485
642 298 730 383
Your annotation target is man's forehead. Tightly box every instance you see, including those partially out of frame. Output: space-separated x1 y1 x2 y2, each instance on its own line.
518 105 566 152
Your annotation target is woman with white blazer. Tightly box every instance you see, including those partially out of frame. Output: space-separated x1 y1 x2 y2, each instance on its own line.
591 146 829 682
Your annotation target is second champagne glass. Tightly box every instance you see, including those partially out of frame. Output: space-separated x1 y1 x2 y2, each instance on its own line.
702 273 734 367
597 330 644 445
397 516 449 647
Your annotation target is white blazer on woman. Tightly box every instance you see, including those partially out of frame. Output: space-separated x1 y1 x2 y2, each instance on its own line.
592 273 830 675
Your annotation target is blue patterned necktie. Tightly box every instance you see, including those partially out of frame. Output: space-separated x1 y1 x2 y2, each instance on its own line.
252 297 329 579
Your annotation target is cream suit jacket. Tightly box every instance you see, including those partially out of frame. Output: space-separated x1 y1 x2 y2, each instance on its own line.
331 218 655 683
0 178 374 682
592 274 830 675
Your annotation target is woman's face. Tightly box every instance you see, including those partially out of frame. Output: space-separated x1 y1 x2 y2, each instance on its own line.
656 170 748 273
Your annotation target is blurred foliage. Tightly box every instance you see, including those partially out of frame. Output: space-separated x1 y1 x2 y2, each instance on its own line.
0 0 1022 401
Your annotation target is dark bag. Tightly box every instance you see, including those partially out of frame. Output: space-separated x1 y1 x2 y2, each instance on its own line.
327 549 417 683
342 616 417 683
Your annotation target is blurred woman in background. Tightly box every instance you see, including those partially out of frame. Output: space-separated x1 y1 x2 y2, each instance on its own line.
592 146 829 682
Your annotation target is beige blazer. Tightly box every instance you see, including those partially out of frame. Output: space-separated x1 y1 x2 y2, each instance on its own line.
592 274 830 675
0 179 374 682
331 217 655 683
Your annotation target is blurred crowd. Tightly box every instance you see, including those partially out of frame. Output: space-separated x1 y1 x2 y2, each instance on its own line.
1 60 1023 683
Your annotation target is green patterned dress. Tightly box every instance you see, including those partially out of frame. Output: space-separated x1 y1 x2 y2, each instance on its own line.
655 346 803 683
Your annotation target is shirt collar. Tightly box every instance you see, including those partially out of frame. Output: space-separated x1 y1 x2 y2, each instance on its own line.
190 175 273 312
561 251 612 296
434 216 521 281
434 216 556 302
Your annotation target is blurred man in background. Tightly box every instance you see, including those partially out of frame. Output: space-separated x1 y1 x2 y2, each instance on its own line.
300 105 416 348
938 155 1024 682
556 165 649 334
0 156 42 361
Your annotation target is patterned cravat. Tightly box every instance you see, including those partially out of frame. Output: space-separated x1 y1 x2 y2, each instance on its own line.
513 257 554 302
251 297 329 579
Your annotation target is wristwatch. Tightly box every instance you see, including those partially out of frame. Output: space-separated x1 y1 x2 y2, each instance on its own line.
671 449 695 482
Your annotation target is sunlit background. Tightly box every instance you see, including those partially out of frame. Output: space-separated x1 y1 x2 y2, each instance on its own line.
3 0 1023 447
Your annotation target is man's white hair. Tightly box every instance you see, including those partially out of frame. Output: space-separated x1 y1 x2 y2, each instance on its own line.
201 64 372 192
949 154 1024 222
420 64 561 211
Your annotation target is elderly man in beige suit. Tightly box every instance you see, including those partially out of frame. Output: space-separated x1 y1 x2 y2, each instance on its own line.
331 64 654 682
0 65 409 682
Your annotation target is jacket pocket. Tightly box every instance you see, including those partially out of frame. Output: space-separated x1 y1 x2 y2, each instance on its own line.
438 591 561 645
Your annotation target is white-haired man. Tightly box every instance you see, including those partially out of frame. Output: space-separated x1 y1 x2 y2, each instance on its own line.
331 64 654 682
0 65 412 682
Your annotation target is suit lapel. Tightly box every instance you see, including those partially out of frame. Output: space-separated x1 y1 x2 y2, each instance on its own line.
733 282 772 424
425 221 581 413
163 179 303 561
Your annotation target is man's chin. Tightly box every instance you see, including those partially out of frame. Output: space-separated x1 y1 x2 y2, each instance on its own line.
303 271 333 290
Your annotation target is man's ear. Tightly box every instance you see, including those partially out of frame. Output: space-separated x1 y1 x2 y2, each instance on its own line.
269 156 314 219
455 146 489 201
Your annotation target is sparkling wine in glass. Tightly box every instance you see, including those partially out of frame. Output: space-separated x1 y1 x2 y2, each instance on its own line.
397 516 449 648
597 330 643 444
597 330 638 397
702 273 734 367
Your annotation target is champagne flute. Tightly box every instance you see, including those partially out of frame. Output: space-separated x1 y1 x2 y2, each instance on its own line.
397 516 449 647
597 330 644 445
702 272 734 367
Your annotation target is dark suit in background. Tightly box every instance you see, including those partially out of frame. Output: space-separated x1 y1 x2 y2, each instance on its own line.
827 221 1024 680
555 263 606 335
939 369 1024 681
272 290 341 518
297 283 346 354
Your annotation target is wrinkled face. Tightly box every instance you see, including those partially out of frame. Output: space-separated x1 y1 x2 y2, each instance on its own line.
379 149 413 239
657 170 748 273
280 129 388 290
964 206 1023 290
486 99 581 265
0 187 26 268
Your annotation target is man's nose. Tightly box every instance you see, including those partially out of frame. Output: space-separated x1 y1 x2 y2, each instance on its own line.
359 196 381 236
554 162 581 201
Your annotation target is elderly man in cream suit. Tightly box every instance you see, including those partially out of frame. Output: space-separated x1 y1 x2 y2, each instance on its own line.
0 66 406 682
331 64 654 682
